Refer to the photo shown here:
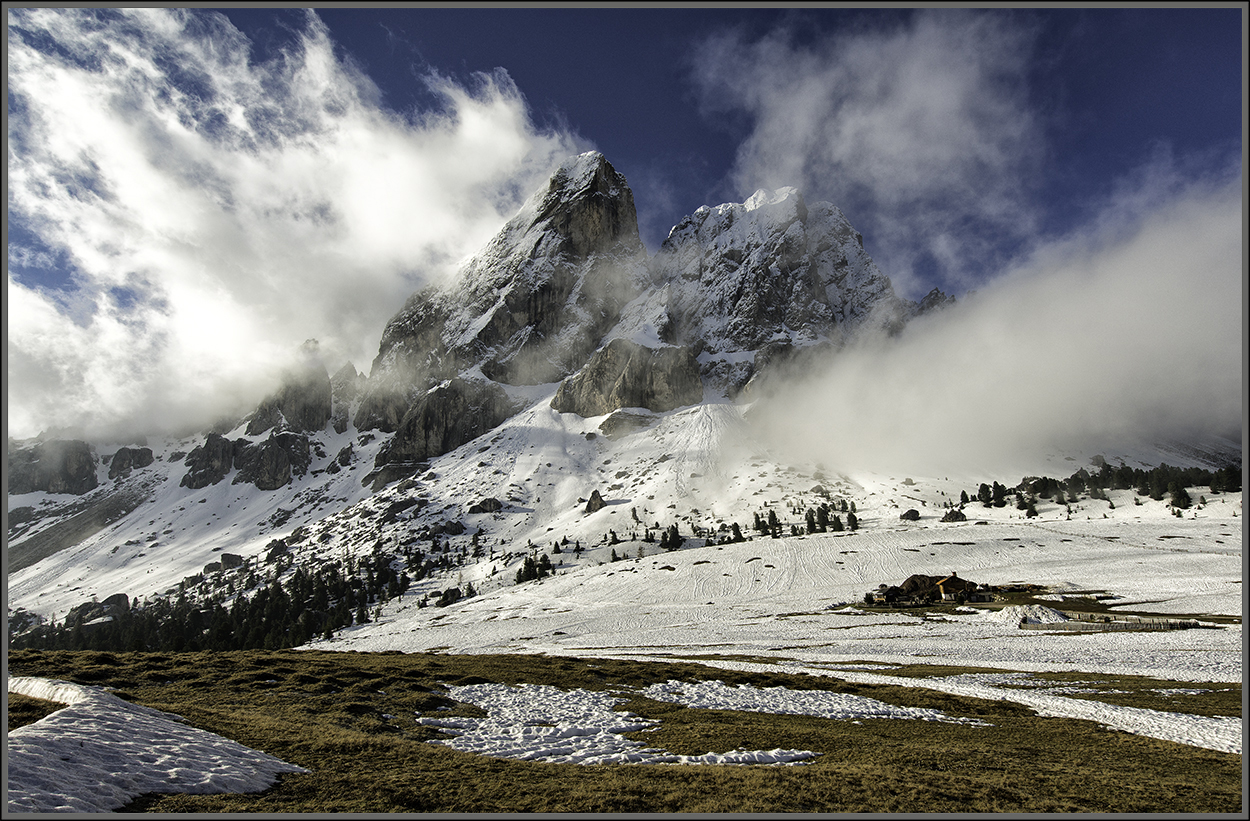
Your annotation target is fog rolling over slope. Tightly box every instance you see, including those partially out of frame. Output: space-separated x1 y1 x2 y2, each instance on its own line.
749 176 1244 479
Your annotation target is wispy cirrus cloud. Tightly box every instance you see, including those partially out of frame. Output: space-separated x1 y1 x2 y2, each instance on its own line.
7 7 586 440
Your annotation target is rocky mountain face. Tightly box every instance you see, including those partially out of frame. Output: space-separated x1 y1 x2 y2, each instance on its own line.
356 153 649 428
550 338 702 417
6 152 943 501
614 187 921 397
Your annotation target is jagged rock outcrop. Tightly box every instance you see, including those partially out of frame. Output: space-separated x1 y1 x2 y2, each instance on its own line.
7 439 99 495
180 433 235 489
585 489 606 513
551 338 702 417
914 287 957 316
246 342 332 435
375 378 519 468
232 432 311 491
355 152 649 434
326 443 354 474
108 446 154 480
330 362 363 434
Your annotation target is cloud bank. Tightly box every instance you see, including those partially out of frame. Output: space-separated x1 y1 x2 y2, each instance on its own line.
749 172 1243 479
691 10 1044 297
7 8 584 440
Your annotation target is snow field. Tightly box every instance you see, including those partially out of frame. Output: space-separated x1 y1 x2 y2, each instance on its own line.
6 677 308 813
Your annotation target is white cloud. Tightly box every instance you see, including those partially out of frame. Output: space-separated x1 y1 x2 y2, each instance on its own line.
691 10 1044 297
6 8 586 440
748 173 1243 478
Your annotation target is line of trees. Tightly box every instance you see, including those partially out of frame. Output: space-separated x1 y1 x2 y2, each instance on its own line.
11 549 425 653
960 461 1240 511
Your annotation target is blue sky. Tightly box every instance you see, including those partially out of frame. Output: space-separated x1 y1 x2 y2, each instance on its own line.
6 7 1244 441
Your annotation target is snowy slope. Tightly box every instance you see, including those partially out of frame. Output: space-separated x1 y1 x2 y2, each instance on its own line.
8 383 1241 627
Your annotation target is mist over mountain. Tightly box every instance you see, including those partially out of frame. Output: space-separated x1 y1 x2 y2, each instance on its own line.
6 149 1242 650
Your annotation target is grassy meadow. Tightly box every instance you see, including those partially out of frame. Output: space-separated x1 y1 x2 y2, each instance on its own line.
7 648 1242 813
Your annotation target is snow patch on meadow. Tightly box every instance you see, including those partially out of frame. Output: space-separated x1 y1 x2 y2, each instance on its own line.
7 678 307 813
642 679 991 726
418 678 998 766
420 682 818 765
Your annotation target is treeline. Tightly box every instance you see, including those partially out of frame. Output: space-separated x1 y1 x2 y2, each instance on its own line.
958 461 1241 512
10 549 442 653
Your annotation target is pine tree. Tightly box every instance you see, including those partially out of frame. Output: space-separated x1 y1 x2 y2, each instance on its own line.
805 509 817 534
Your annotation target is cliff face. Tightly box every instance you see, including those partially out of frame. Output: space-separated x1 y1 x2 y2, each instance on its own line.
356 152 649 435
8 439 99 496
550 339 702 418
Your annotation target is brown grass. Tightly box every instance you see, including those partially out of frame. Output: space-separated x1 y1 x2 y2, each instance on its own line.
6 648 1241 813
7 692 66 731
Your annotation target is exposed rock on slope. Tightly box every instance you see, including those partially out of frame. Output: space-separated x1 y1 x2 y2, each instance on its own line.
376 378 519 468
180 433 235 490
8 439 99 496
551 339 702 417
107 447 154 480
233 433 312 491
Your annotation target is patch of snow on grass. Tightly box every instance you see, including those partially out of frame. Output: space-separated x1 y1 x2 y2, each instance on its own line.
420 683 817 765
7 677 308 813
642 680 991 726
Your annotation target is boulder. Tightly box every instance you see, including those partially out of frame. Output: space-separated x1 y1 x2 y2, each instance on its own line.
101 593 131 613
585 489 606 513
551 339 702 417
468 497 504 514
941 508 967 523
899 509 921 521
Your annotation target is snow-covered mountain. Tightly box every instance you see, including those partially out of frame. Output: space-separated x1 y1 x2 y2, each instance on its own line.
5 151 1241 642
